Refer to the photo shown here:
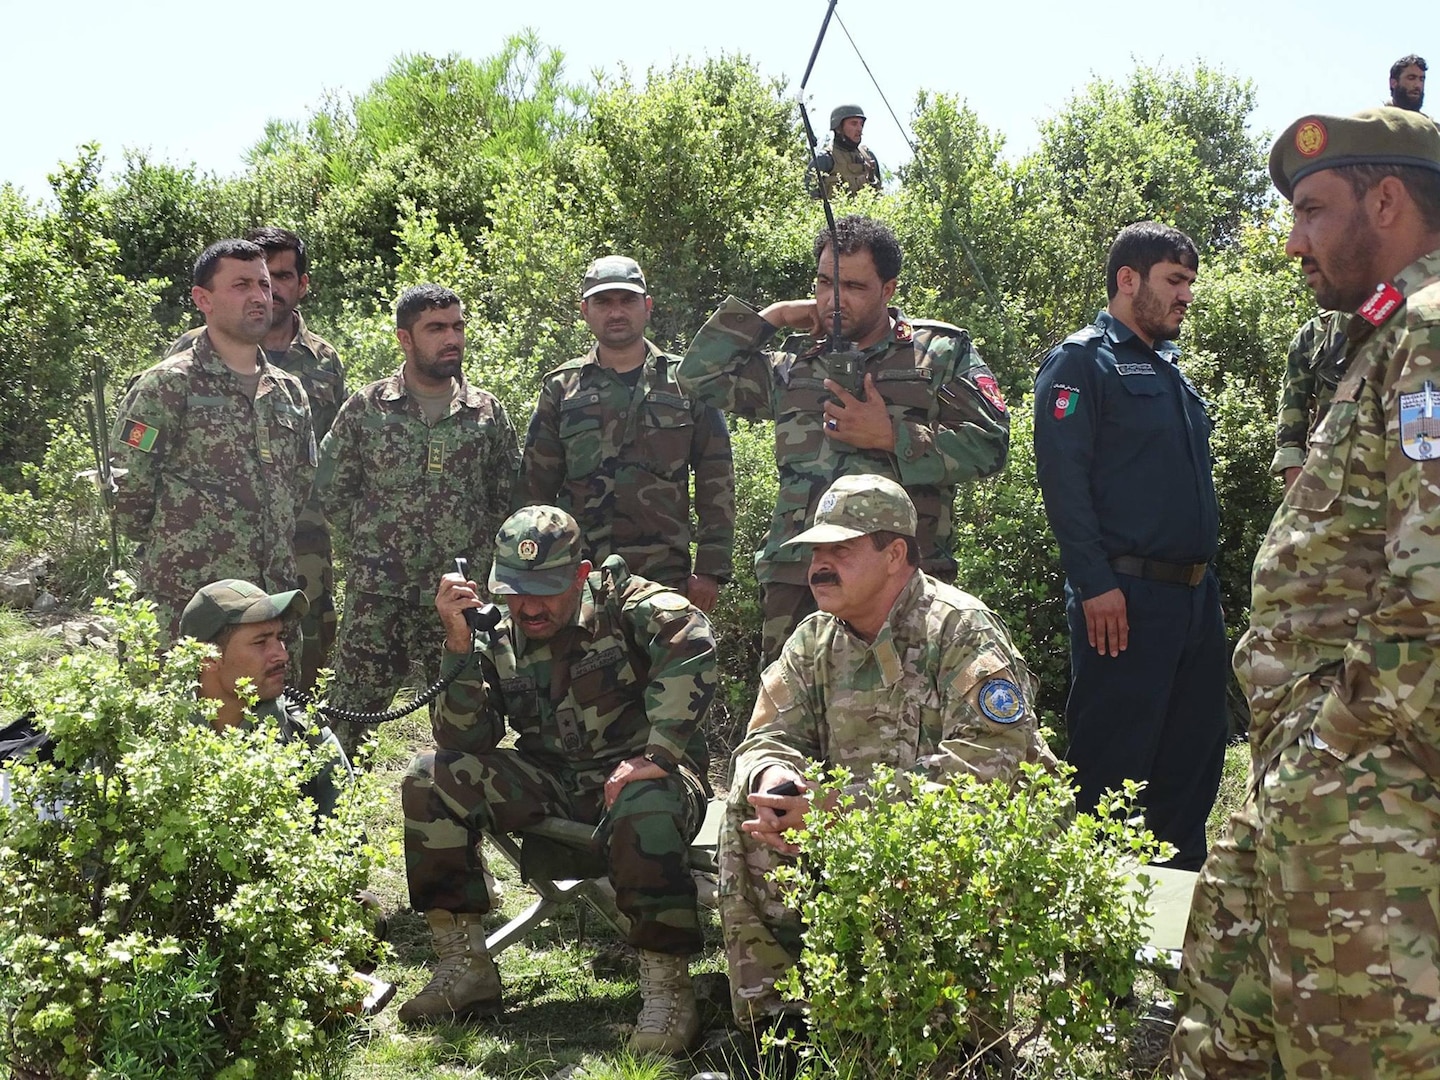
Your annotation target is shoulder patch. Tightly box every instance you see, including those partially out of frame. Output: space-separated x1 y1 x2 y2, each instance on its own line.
1399 381 1440 461
977 678 1024 724
118 419 159 452
647 591 693 613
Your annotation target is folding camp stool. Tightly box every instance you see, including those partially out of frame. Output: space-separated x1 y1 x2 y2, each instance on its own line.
482 797 725 957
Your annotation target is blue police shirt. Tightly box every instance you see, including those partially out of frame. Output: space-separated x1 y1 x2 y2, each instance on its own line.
1032 310 1218 601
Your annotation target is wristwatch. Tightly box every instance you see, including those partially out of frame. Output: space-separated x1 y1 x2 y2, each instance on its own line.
643 751 678 774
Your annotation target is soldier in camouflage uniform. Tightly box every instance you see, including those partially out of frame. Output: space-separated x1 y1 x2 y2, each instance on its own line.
111 239 315 641
1172 108 1440 1078
515 255 734 611
399 507 715 1054
169 228 347 687
315 284 517 758
807 104 882 198
1272 310 1347 488
678 215 1010 664
718 474 1055 1028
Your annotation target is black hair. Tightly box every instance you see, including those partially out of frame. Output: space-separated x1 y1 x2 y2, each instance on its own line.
813 215 903 282
193 239 266 289
1105 222 1199 300
395 284 463 332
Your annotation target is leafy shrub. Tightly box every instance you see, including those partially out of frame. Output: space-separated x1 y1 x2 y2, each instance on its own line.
778 765 1168 1078
0 584 385 1078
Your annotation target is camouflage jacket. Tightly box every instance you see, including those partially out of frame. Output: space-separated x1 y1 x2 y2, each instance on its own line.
1271 310 1348 474
314 369 518 599
170 311 347 439
730 570 1055 797
515 339 735 588
110 331 316 629
252 694 352 821
433 556 715 789
678 296 1010 584
1238 249 1440 777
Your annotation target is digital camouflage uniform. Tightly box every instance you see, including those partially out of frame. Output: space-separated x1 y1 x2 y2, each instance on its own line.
1173 250 1440 1078
402 554 715 955
315 369 517 752
678 296 1010 662
110 330 316 639
1271 310 1348 475
171 313 347 685
719 569 1056 1025
515 339 735 589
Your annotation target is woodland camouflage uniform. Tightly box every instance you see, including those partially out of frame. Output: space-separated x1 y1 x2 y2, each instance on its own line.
171 311 347 684
402 516 715 955
719 477 1055 1026
315 369 517 750
111 330 315 639
1271 310 1347 475
678 296 1010 661
1174 107 1440 1078
516 338 734 588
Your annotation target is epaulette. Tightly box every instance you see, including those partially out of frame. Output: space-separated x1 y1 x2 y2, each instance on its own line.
907 318 967 337
542 355 589 380
779 333 822 360
1061 324 1106 349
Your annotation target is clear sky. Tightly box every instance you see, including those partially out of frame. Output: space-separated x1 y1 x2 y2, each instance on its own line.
1 0 1429 203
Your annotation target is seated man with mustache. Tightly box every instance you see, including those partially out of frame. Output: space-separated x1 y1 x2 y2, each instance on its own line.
716 473 1056 1033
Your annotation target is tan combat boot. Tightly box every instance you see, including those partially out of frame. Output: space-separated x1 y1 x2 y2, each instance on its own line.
398 911 503 1025
629 949 700 1055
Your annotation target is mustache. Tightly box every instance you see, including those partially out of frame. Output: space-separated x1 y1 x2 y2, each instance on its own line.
809 570 840 586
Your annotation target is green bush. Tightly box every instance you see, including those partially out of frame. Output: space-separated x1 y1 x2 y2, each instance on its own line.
779 765 1168 1078
0 584 385 1078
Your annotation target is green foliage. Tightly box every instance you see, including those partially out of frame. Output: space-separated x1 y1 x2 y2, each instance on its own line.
0 585 386 1078
779 765 1168 1078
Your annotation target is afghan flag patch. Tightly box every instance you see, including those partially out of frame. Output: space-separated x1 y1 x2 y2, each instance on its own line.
1052 385 1079 420
119 418 158 452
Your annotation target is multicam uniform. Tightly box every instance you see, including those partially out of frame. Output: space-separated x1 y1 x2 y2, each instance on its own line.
515 340 734 588
1271 311 1348 476
678 297 1010 662
1173 252 1440 1077
315 370 517 751
110 331 315 639
719 570 1055 1024
171 315 347 685
402 556 715 954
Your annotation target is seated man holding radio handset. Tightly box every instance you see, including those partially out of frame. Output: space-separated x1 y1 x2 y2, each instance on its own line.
717 474 1057 1031
399 505 717 1056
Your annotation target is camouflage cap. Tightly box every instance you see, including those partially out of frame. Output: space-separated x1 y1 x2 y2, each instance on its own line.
830 104 866 130
581 255 647 299
178 579 309 643
1270 107 1440 200
490 506 585 595
784 474 917 546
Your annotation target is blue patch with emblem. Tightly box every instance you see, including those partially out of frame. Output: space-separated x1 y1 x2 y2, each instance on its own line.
978 678 1024 724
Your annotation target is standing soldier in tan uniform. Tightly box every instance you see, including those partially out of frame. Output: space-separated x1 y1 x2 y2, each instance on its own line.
808 105 882 198
1272 310 1347 489
679 215 1010 664
1172 108 1440 1078
315 284 517 757
515 256 734 611
719 474 1054 1030
111 239 315 641
169 228 347 687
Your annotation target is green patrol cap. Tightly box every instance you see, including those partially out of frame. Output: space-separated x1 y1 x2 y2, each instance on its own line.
1270 106 1440 200
178 579 308 643
830 104 866 130
490 506 585 596
581 255 647 300
785 474 917 547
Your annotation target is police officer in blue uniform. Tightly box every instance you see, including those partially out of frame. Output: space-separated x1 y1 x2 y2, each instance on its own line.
1032 221 1227 871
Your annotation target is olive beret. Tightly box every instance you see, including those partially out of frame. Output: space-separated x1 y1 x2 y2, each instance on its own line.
1270 106 1440 201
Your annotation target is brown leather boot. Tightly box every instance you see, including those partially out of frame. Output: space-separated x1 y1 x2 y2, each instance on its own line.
628 949 700 1055
397 911 503 1025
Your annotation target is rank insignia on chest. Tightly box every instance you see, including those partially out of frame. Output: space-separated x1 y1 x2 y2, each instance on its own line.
427 439 445 474
1400 381 1440 461
256 424 274 464
978 678 1023 724
1052 385 1079 420
119 418 158 452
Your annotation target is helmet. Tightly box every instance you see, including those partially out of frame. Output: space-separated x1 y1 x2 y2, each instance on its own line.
829 104 867 131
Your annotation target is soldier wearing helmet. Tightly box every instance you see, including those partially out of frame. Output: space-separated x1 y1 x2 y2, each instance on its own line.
808 104 881 198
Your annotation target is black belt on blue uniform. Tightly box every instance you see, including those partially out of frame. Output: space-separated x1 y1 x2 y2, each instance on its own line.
1109 556 1209 587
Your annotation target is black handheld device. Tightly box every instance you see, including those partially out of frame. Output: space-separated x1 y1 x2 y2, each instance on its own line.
767 778 801 817
454 558 502 633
